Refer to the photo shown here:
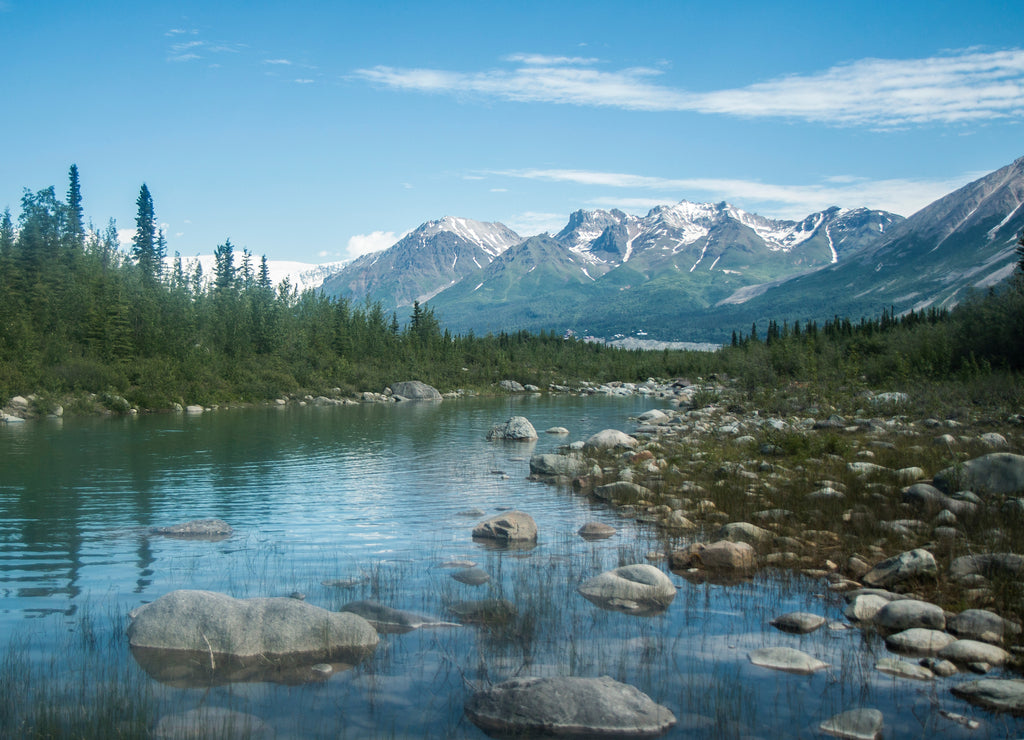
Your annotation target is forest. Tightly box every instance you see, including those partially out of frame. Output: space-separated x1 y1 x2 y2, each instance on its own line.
2 166 1023 416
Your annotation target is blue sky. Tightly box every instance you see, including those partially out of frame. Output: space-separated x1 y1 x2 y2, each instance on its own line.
2 0 1022 264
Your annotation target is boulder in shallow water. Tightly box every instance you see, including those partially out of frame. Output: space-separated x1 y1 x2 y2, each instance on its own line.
529 453 589 478
128 590 378 659
819 707 883 740
578 564 676 614
578 522 617 539
770 612 826 634
127 590 378 686
487 415 538 441
472 510 538 544
950 679 1024 714
465 675 677 737
389 380 442 401
748 646 828 674
150 518 233 540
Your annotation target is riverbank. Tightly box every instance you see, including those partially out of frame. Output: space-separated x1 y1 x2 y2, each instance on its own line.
539 375 1024 672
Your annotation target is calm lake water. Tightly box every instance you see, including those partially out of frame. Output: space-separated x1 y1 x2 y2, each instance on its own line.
2 395 1022 738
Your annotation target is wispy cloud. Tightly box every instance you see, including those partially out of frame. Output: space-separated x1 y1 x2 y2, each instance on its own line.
490 167 985 218
354 48 1024 127
264 58 293 65
502 53 601 66
166 33 245 63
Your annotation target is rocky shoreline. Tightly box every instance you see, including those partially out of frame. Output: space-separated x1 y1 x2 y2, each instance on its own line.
510 375 1024 728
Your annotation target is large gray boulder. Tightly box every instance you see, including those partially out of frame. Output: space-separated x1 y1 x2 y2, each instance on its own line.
529 453 589 478
934 453 1024 496
950 679 1024 714
593 481 653 504
938 639 1011 667
465 675 677 737
389 380 442 401
950 552 1024 581
884 628 957 656
947 609 1022 645
128 590 378 659
861 549 937 589
471 511 538 544
584 429 639 451
872 599 946 634
578 564 676 614
486 416 538 441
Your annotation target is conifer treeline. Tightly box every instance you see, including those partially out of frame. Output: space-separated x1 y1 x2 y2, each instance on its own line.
1 167 1022 412
0 167 708 408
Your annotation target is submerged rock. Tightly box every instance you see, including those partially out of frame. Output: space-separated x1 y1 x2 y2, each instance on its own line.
819 708 884 740
152 707 273 739
578 522 617 539
150 518 233 540
770 612 826 634
447 599 517 626
465 675 677 737
339 600 457 634
875 657 934 681
950 678 1024 714
451 566 491 586
748 647 828 674
578 564 676 614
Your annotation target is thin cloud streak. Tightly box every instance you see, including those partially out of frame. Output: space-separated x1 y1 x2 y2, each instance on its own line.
491 167 984 219
354 48 1024 127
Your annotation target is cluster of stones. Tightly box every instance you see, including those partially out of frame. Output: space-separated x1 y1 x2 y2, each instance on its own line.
520 383 1024 729
1 394 63 423
133 506 683 736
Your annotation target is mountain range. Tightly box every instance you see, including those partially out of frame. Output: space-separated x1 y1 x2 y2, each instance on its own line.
313 156 1023 343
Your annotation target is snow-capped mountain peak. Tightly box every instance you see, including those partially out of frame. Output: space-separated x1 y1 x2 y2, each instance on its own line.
416 216 521 256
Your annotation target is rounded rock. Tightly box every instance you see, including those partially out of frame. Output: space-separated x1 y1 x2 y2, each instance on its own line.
465 675 677 737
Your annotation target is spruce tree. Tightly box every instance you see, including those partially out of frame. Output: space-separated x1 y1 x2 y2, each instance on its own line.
64 164 85 250
0 208 13 255
131 184 161 281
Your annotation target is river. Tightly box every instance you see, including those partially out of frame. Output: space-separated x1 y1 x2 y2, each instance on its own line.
1 395 1020 738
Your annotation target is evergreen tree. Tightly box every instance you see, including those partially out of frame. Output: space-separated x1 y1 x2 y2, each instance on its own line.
131 184 161 281
1016 230 1024 277
0 208 13 255
258 255 272 290
214 239 236 292
64 164 85 250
